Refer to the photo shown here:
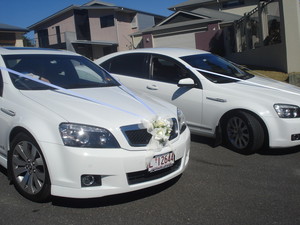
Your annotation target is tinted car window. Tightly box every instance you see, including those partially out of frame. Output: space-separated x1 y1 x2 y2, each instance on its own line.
151 56 190 84
180 53 253 83
0 71 3 96
101 53 149 79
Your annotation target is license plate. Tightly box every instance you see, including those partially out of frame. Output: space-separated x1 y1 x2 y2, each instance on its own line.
148 152 175 173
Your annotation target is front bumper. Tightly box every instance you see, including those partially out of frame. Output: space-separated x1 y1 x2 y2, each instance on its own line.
264 116 300 148
40 129 190 199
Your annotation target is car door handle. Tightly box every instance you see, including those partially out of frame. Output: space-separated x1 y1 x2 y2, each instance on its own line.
1 108 16 117
146 85 158 90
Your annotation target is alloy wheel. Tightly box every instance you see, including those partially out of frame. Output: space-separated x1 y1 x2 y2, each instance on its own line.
11 140 46 195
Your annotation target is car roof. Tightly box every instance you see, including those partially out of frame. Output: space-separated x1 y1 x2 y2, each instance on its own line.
99 48 210 61
0 47 79 56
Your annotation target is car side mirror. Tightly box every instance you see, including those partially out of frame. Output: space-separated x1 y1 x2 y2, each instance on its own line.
177 78 195 87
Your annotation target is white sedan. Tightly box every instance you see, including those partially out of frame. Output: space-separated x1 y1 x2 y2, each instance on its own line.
95 48 300 154
0 47 190 202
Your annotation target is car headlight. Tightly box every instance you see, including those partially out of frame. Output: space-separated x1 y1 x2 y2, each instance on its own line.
177 108 187 133
274 104 300 118
59 123 120 148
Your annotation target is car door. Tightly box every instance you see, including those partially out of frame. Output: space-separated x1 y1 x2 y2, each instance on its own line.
101 53 204 133
144 54 204 133
101 53 152 93
0 70 14 158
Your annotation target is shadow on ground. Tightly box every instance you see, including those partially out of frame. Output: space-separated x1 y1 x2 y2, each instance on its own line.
191 134 217 147
258 146 300 155
191 134 300 156
0 166 7 177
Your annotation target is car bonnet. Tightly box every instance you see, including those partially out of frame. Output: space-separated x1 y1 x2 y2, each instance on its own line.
217 75 300 104
19 86 177 128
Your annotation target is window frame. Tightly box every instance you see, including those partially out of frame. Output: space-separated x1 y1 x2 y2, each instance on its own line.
100 15 115 28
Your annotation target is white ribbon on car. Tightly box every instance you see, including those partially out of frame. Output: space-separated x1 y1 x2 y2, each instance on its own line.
0 66 154 118
190 66 300 97
0 67 171 165
3 65 296 167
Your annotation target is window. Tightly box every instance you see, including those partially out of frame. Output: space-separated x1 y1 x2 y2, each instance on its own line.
101 53 149 78
222 0 245 8
56 26 61 44
37 29 49 48
151 56 189 84
180 53 253 83
3 54 119 90
263 0 281 46
0 33 16 46
100 15 115 28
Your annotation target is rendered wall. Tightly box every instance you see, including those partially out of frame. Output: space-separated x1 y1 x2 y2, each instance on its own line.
281 0 300 73
88 9 118 43
15 33 24 47
195 24 221 52
115 12 136 51
227 43 286 71
37 11 75 46
226 0 300 73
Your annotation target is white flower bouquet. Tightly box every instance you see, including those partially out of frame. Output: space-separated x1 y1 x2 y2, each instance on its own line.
143 117 173 147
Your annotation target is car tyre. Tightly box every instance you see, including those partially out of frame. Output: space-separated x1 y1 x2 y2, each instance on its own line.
222 111 264 154
8 132 51 202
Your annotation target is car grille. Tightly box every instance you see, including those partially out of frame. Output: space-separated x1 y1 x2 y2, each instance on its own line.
121 118 178 147
127 159 182 185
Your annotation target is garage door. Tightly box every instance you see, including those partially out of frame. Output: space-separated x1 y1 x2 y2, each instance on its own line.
153 33 196 48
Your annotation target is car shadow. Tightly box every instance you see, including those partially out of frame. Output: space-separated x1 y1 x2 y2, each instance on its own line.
0 165 7 177
191 134 217 148
258 146 300 155
51 175 181 208
191 134 300 156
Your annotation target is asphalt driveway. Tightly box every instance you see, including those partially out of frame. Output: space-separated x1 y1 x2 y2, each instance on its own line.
0 135 299 225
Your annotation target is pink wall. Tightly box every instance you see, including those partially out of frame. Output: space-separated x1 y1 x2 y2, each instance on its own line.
195 24 220 51
115 12 136 51
35 11 76 45
88 9 118 43
88 10 137 51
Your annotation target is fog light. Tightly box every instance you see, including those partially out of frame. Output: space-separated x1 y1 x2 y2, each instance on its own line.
81 175 102 187
291 134 300 141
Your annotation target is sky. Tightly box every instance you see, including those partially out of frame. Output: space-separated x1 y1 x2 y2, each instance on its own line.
0 0 184 38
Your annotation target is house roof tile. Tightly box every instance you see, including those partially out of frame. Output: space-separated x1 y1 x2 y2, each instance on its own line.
0 23 28 32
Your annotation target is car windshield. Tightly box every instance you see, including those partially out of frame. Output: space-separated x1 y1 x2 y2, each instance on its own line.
3 54 120 90
180 53 254 83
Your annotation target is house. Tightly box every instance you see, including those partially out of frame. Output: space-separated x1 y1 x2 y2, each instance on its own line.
28 0 165 60
131 0 300 73
169 0 263 16
227 0 300 74
131 8 241 56
131 0 262 55
0 23 28 47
